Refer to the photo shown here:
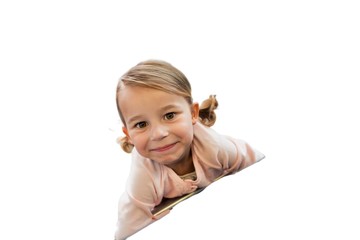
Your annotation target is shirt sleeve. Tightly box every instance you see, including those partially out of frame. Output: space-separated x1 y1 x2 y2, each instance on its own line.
202 123 258 174
217 135 257 174
114 152 167 240
193 123 262 180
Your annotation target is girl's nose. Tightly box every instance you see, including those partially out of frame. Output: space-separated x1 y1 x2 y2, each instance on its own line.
150 123 169 141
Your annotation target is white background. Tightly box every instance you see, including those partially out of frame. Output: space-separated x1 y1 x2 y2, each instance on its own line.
1 1 359 239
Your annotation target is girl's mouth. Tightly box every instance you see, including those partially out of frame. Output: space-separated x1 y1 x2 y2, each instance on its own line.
151 143 177 152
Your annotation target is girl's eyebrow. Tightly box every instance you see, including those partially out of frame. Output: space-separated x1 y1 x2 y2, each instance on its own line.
127 115 144 125
160 104 180 112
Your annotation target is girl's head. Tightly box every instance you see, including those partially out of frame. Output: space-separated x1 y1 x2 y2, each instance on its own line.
116 60 218 153
116 60 192 122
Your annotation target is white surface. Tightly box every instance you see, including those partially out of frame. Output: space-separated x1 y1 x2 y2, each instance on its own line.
0 1 359 239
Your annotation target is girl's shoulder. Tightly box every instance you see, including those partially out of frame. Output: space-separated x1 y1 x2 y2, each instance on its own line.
192 123 224 164
126 150 164 203
193 122 224 150
129 149 162 176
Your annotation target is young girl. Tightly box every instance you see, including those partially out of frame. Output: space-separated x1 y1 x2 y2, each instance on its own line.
114 60 264 239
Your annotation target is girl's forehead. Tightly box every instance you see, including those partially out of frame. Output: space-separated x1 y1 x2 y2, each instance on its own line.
120 85 178 100
119 86 187 105
119 86 190 116
120 85 163 97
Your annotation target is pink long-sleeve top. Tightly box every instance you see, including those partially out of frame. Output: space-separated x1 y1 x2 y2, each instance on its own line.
115 122 263 239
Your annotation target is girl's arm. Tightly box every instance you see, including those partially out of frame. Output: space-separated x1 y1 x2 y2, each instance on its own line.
115 190 169 240
114 153 167 240
209 128 264 175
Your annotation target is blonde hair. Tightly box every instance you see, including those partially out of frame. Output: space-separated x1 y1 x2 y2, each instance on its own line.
116 60 218 153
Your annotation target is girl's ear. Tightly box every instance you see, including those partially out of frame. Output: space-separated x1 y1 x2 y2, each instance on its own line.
122 127 133 144
191 103 199 125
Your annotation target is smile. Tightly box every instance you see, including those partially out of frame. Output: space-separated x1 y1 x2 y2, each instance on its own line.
150 143 177 152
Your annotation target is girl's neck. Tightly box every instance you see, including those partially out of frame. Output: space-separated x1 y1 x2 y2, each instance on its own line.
167 149 195 176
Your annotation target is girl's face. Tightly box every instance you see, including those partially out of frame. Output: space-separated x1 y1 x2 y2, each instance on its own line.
118 86 199 168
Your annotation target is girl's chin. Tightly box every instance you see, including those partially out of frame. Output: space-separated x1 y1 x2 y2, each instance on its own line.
152 157 180 166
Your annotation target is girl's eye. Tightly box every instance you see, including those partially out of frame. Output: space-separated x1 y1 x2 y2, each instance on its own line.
164 112 175 120
135 121 147 128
